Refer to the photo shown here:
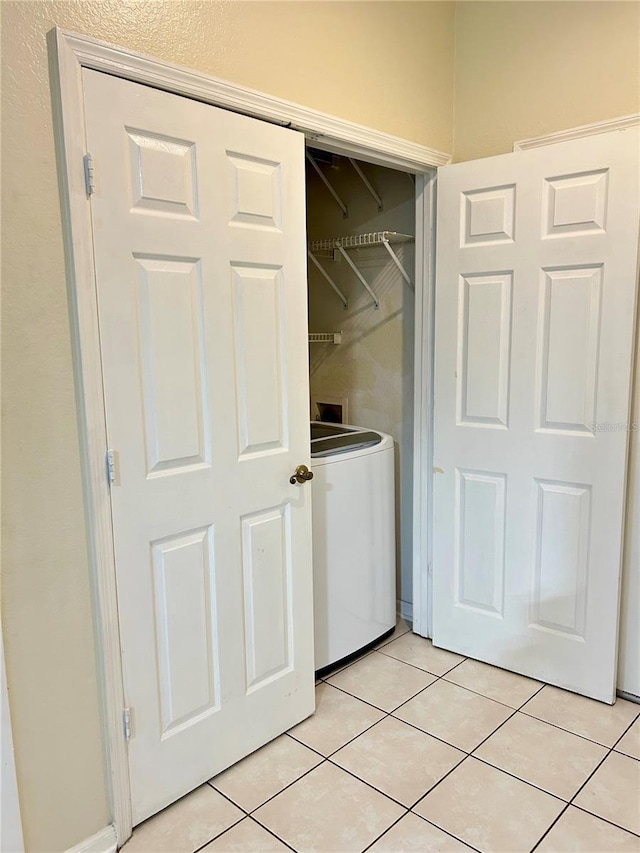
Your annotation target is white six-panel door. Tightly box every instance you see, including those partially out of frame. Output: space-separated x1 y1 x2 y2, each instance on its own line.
432 128 640 703
82 69 314 823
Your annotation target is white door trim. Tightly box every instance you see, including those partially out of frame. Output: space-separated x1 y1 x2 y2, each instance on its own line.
48 27 438 845
513 113 640 151
412 173 437 639
51 28 450 171
2 627 24 853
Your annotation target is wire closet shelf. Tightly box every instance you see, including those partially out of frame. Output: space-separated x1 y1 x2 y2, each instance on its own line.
309 231 414 252
308 231 415 310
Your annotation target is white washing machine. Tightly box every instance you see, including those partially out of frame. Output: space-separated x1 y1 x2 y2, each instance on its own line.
310 422 396 672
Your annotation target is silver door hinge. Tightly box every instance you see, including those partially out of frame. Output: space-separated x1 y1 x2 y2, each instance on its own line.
123 707 132 741
106 449 120 486
83 153 95 195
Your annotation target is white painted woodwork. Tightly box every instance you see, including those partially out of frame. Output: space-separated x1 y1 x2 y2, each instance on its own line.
1 630 24 853
54 29 449 171
432 128 640 703
514 113 640 151
618 343 640 698
82 68 314 823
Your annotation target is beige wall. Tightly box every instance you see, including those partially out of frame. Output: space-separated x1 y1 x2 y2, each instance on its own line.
453 1 640 161
0 3 454 850
307 159 415 611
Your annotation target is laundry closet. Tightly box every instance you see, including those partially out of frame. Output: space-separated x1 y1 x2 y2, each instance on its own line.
305 151 417 627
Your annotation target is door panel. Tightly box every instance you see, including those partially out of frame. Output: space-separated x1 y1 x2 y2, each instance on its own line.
82 69 314 823
432 128 640 703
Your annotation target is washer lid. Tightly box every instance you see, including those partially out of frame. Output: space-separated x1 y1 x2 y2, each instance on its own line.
310 422 359 441
311 430 382 458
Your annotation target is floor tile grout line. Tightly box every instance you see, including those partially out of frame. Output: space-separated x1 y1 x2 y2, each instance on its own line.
245 816 299 852
531 736 620 852
313 667 486 757
376 648 467 678
527 802 571 853
611 746 640 762
567 736 634 811
570 803 640 839
324 668 441 716
203 638 637 853
287 709 388 760
611 709 640 749
386 710 472 754
461 682 547 758
360 808 411 853
284 730 334 760
408 752 477 813
189 812 247 853
332 647 448 680
469 754 580 804
518 707 640 750
294 684 468 764
246 755 407 853
437 676 539 710
374 623 413 648
407 812 484 853
243 757 330 817
531 711 640 851
204 780 251 814
324 755 417 810
406 751 468 811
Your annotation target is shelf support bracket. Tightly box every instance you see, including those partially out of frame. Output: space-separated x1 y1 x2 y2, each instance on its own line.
307 251 348 309
381 236 413 289
336 247 379 309
348 159 383 211
306 152 348 218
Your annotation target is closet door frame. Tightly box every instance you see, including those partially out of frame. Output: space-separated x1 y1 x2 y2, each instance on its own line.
49 27 443 846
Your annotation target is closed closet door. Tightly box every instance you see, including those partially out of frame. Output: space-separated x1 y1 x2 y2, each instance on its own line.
82 69 314 823
431 128 640 703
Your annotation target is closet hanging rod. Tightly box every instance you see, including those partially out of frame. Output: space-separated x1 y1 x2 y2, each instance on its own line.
309 231 414 252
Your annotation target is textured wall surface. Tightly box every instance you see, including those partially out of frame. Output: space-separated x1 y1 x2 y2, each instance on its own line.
453 1 640 161
307 159 416 612
0 3 454 850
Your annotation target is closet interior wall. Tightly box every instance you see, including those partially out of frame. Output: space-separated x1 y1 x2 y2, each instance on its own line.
306 154 416 615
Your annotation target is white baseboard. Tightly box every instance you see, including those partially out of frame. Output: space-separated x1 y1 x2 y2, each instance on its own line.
617 690 640 705
65 826 117 853
397 600 413 623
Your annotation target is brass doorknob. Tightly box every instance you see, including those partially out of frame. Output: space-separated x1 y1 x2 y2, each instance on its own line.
290 464 314 485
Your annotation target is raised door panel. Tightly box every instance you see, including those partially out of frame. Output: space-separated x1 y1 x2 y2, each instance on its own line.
458 272 512 428
241 505 292 690
433 128 640 702
135 255 210 474
127 129 199 218
536 266 602 435
531 481 591 640
83 68 313 824
232 265 287 458
152 527 220 734
455 470 506 617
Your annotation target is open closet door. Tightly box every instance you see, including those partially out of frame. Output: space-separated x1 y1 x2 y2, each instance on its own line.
82 69 314 823
431 128 640 703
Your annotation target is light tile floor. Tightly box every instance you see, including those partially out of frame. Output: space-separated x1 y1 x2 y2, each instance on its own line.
125 621 640 853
